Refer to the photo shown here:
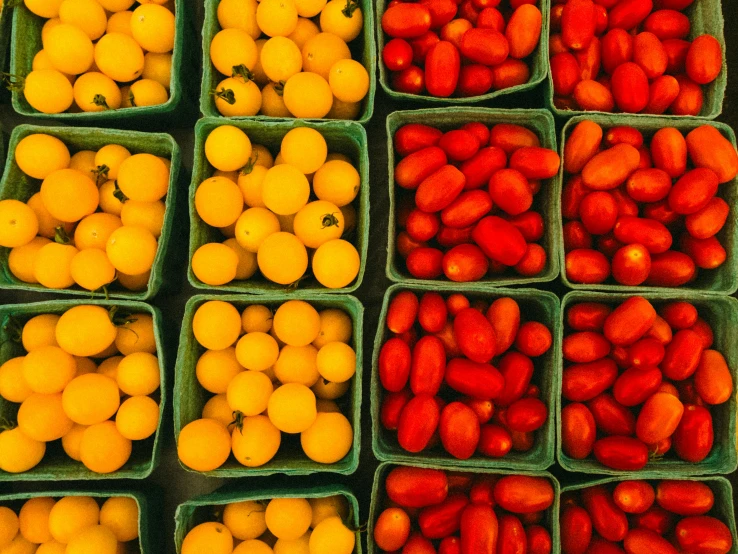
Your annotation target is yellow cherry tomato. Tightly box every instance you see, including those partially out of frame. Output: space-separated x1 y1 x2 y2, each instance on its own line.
295 0 325 17
95 144 131 180
191 242 239 286
312 239 359 289
19 497 55 544
267 383 317 433
33 243 78 289
205 126 252 172
62 373 120 425
115 395 160 440
214 76 261 117
0 357 33 403
261 165 310 215
48 497 99 543
26 193 72 239
234 207 281 253
238 165 268 208
74 357 97 377
273 300 320 346
241 305 273 334
326 97 361 119
0 200 38 248
273 532 311 554
61 424 88 461
316 341 355 383
120 200 165 237
251 144 275 168
59 0 107 40
25 0 64 18
117 153 169 202
301 412 352 463
177 418 231 472
308 495 349 528
56 305 117 357
252 39 269 86
41 168 99 222
231 415 281 467
106 226 158 275
329 58 369 103
45 23 94 75
15 134 70 180
22 345 76 394
196 347 243 394
265 498 312 541
22 314 59 352
2 535 39 554
116 352 160 395
283 72 333 119
0 428 45 473
257 232 308 285
97 180 124 216
280 127 327 174
130 4 175 53
260 82 292 118
193 300 241 350
293 200 343 249
74 213 122 250
313 308 352 349
217 0 259 38
196 176 244 228
309 516 354 554
142 52 171 88
260 36 303 83
223 501 266 541
23 69 74 114
210 28 258 77
129 78 168 107
223 238 258 279
115 313 156 356
107 10 133 35
18 392 73 442
235 332 280 371
99 497 139 542
201 394 233 428
274 344 319 386
313 160 360 206
94 32 145 83
70 248 116 291
320 0 363 43
227 370 274 416
288 17 320 50
118 270 150 291
69 150 97 178
256 0 298 37
234 540 273 554
97 0 133 11
301 33 350 80
80 420 132 473
0 506 19 549
311 377 348 400
66 525 117 554
182 523 232 554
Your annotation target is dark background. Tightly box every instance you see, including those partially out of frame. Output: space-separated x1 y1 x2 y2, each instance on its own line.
1 2 737 552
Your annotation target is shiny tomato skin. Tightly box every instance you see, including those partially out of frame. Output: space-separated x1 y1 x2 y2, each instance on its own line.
498 515 527 554
662 329 704 380
384 38 415 71
675 516 733 554
453 307 497 363
469 476 497 506
437 225 474 249
407 247 444 279
562 358 618 402
439 130 480 162
694 349 733 405
612 244 652 286
396 146 448 190
460 504 497 554
632 506 676 535
406 209 441 243
398 394 441 452
613 481 655 514
527 525 552 554
486 297 520 355
493 476 554 513
418 292 448 334
497 352 533 407
489 169 533 217
460 28 509 65
561 402 597 459
623 528 678 554
403 532 438 554
425 41 461 97
420 0 458 28
441 190 493 228
442 244 489 282
656 480 714 516
388 290 420 333
505 397 547 433
375 507 412 552
489 124 540 154
397 231 426 258
613 366 663 407
625 168 672 202
690 318 714 349
462 397 494 424
439 402 481 459
395 124 443 156
582 485 629 542
567 303 612 332
508 211 544 242
565 249 611 284
381 389 412 431
460 147 507 190
472 216 528 266
445 358 504 400
386 466 449 508
587 393 636 436
562 176 590 220
563 332 612 363
439 536 461 554
416 164 466 213
669 168 720 215
635 392 685 444
561 505 593 554
593 436 649 470
673 404 714 463
410 335 447 396
380 337 413 392
685 197 730 239
418 493 469 540
628 338 665 368
612 216 673 255
383 3 433 38
514 321 552 358
645 251 697 287
604 297 657 347
477 424 513 457
509 147 561 180
579 191 618 235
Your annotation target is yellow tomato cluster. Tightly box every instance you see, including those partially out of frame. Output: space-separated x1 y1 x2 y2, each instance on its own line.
181 495 355 554
210 0 369 118
192 125 361 289
0 305 161 475
0 133 170 293
21 0 175 113
0 495 139 554
177 300 355 472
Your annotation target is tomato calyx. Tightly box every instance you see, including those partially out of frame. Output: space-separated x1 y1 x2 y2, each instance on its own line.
231 410 246 433
0 416 16 432
113 181 129 203
108 306 138 328
342 0 360 18
94 163 110 185
273 81 285 96
92 94 111 110
321 212 341 229
128 89 137 108
0 72 24 92
239 152 260 176
54 225 71 245
1 315 22 345
211 87 236 105
231 64 254 82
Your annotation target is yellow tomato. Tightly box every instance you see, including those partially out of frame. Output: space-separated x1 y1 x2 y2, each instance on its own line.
256 0 298 37
301 412 352 463
22 345 76 394
116 352 160 396
313 309 352 349
33 243 78 289
130 4 175 53
40 168 99 222
257 232 307 285
18 497 54 544
177 418 231 472
142 52 171 88
293 200 343 248
0 506 19 549
295 0 325 17
61 424 88 461
9 237 50 283
79 421 132 473
312 239 359 289
287 17 319 50
66 525 117 554
115 395 160 440
260 36 303 82
191 242 239 286
273 533 310 554
316 341 355 383
283 72 333 119
70 248 116 291
234 540 274 554
69 150 97 178
260 82 292 118
62 374 120 425
129 79 168 107
265 498 312 541
23 69 74 114
234 207 280 253
182 523 233 554
26 193 72 239
45 24 94 75
201 394 233 428
328 58 369 103
25 0 63 18
301 33 349 79
217 0 259 38
23 316 60 351
252 39 270 86
48 497 99 544
280 127 327 174
214 77 261 117
18 393 73 442
74 213 122 250
56 305 117 357
309 516 354 554
118 270 150 291
99 497 139 542
267 383 317 433
308 495 348 528
0 535 37 554
95 144 131 180
98 180 125 216
311 378 348 400
312 160 359 206
273 300 320 346
196 347 243 394
117 153 169 202
94 32 145 83
0 357 32 403
223 238 258 280
0 428 45 473
36 540 67 554
120 200 165 237
107 10 133 35
274 344 319 386
241 304 273 333
223 501 267 541
0 200 38 248
59 0 107 40
195 176 243 228
227 370 274 415
326 97 361 120
251 144 275 168
211 28 258 77
231 415 281 467
320 0 362 42
15 134 70 180
235 332 279 371
115 313 155 356
106 225 158 275
97 0 133 11
205 126 252 172
261 165 310 215
193 300 241 350
238 165 268 208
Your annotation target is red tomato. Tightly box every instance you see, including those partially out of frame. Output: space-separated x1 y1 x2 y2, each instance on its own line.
685 197 730 239
694 350 733 405
505 397 547 432
418 494 469 540
498 515 527 554
563 332 611 363
407 247 444 279
396 146 448 190
562 358 618 402
675 516 733 554
489 124 540 154
382 389 412 431
565 249 610 284
508 211 544 242
477 424 512 457
633 32 668 80
659 301 698 329
624 528 678 554
588 393 636 435
514 321 552 357
686 34 723 85
668 168 719 215
435 320 463 358
439 402 481 459
651 127 687 178
439 130 480 162
489 169 533 216
425 41 461 97
625 168 672 202
645 75 681 115
388 290 419 333
526 525 552 554
441 190 493 228
398 394 441 452
375 507 412 551
685 125 738 184
384 38 415 71
417 293 448 335
406 209 441 242
628 338 665 368
561 402 597 459
442 244 489 282
612 216 672 255
509 147 561 180
419 0 458 29
645 251 697 287
395 124 443 157
662 329 704 380
613 366 663 407
468 476 497 505
635 392 684 444
416 165 466 213
460 504 497 554
439 537 461 554
567 302 611 332
561 0 596 50
440 18 472 49
410 335 446 396
632 505 676 535
437 226 474 249
511 429 535 452
562 176 590 220
604 297 657 347
561 505 593 554
613 481 655 514
611 62 649 113
612 244 651 286
673 404 714 462
486 297 521 355
644 9 691 40
494 476 554 513
551 52 581 96
681 234 727 270
506 4 541 59
593 436 649 470
386 466 449 508
608 0 653 30
459 28 508 65
403 532 438 554
459 147 507 190
462 397 494 424
380 337 412 392
690 318 714 348
445 358 504 399
579 191 618 235
477 7 505 30
656 480 714 516
497 352 533 407
383 3 433 38
453 307 497 362
461 122 489 146
582 485 629 542
472 216 528 266
601 28 634 74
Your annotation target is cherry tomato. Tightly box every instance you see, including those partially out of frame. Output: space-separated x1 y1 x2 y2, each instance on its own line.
425 41 460 97
494 476 554 513
386 466 448 508
383 4 433 38
395 124 443 157
656 480 714 516
561 402 597 459
380 337 412 392
673 404 714 463
445 358 504 399
418 493 469 540
593 436 649 471
375 507 412 551
613 480 655 514
588 392 636 436
388 290 419 333
384 38 415 71
410 335 446 396
460 504 497 554
675 516 733 554
398 394 441 452
439 402 481 459
382 389 412 430
561 505 593 554
582 485 629 542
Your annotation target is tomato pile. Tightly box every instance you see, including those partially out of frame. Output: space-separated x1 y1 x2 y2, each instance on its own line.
550 0 724 115
561 480 733 554
373 466 555 553
0 495 140 553
177 299 355 472
378 290 553 461
209 0 369 118
181 495 355 554
0 305 161 474
393 121 559 282
380 0 542 98
19 0 176 113
560 296 733 472
192 125 361 289
562 121 738 287
0 133 171 294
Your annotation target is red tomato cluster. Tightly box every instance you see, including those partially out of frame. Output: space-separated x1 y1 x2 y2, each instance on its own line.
373 466 555 553
378 290 553 461
394 122 560 281
381 0 543 98
561 480 734 554
550 0 724 115
560 296 734 471
562 121 738 287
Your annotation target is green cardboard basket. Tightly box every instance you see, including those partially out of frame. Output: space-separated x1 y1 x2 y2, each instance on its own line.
386 108 561 287
375 0 550 104
547 0 726 119
0 2 11 78
8 0 196 121
0 490 152 553
371 283 560 471
368 463 560 554
557 291 738 476
0 124 182 300
189 117 369 294
174 484 362 554
173 294 363 477
557 115 738 294
560 476 738 554
200 0 376 124
0 299 167 481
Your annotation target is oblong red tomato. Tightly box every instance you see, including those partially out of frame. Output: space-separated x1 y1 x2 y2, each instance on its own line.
374 507 412 552
613 480 655 514
573 80 615 111
563 331 611 363
578 191 618 236
402 533 437 554
562 358 618 402
581 143 641 190
380 337 412 392
651 127 687 178
419 292 448 334
562 176 590 220
645 75 681 115
686 34 723 85
565 120 603 175
670 75 704 116
561 0 595 50
662 329 704 380
487 297 520 355
439 129 480 162
406 209 441 242
593 436 649 470
509 147 561 180
460 28 509 65
396 147 448 190
489 169 533 216
675 516 733 554
602 28 634 74
526 525 552 554
659 301 698 329
489 124 540 154
437 225 474 249
582 485 629 542
668 168 719 215
561 506 593 554
613 366 663 407
453 307 497 363
633 32 668 79
407 247 444 279
418 493 468 540
441 190 493 228
498 515 527 554
604 296 657 347
673 404 714 463
492 58 532 90
635 392 684 445
497 352 533 407
463 397 494 424
685 125 738 184
682 232 727 270
478 424 512 457
439 402 481 460
612 244 651 286
656 481 714 516
442 244 489 282
608 0 653 30
514 321 552 357
383 3 433 38
561 402 596 459
567 302 611 331
425 40 460 97
694 349 733 405
623 528 678 554
564 222 593 252
445 358 504 399
628 338 665 368
611 62 649 112
685 197 730 239
645 251 697 287
613 216 673 254
395 124 443 156
506 4 542 59
398 394 441 452
386 466 448 508
493 476 554 513
505 397 547 433
460 504 498 554
632 506 676 536
416 164 466 212
460 147 507 190
644 9 691 40
388 290 419 333
625 168 672 203
420 0 458 29
410 335 447 396
664 37 690 73
472 216 528 266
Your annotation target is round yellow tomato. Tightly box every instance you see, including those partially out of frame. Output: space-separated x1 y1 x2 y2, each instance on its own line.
97 0 133 12
301 412 352 464
182 523 233 554
205 126 252 172
235 331 280 372
326 97 361 120
196 176 244 228
234 540 273 554
329 58 369 103
313 160 359 207
257 232 307 284
74 213 122 250
107 10 133 35
267 383 317 434
273 532 310 554
22 345 76 394
223 501 266 541
256 0 298 37
309 495 348 528
106 225 158 275
129 78 169 106
210 28 258 76
320 0 363 42
238 165 268 208
234 207 280 253
0 506 19 549
66 525 117 554
217 0 259 39
18 497 54 544
115 395 160 440
309 516 354 554
261 165 310 215
40 168 99 222
313 309 352 349
231 415 281 467
48 497 99 543
59 0 107 40
95 144 131 180
293 200 343 249
70 248 116 291
116 352 160 395
61 424 88 461
26 193 72 239
118 269 150 291
191 242 239 286
99 497 139 542
283 72 333 119
0 357 33 403
311 378 348 400
22 314 60 352
312 239 359 289
56 305 117 356
223 238 258 280
214 77 261 117
62 373 120 425
252 39 269 86
301 33 350 80
98 180 125 216
15 134 70 180
143 52 172 88
25 0 64 18
23 69 74 114
193 300 241 350
227 369 274 415
120 200 165 237
45 23 94 75
33 243 78 289
196 347 242 394
79 421 132 473
260 82 292 118
265 498 312 541
130 4 175 53
280 127 327 174
316 342 355 383
18 392 73 442
94 32 145 83
117 153 169 202
241 305 272 333
0 428 45 473
273 300 320 346
201 394 232 428
177 418 231 472
0 200 38 248
274 345 319 387
287 17 319 50
260 36 303 83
